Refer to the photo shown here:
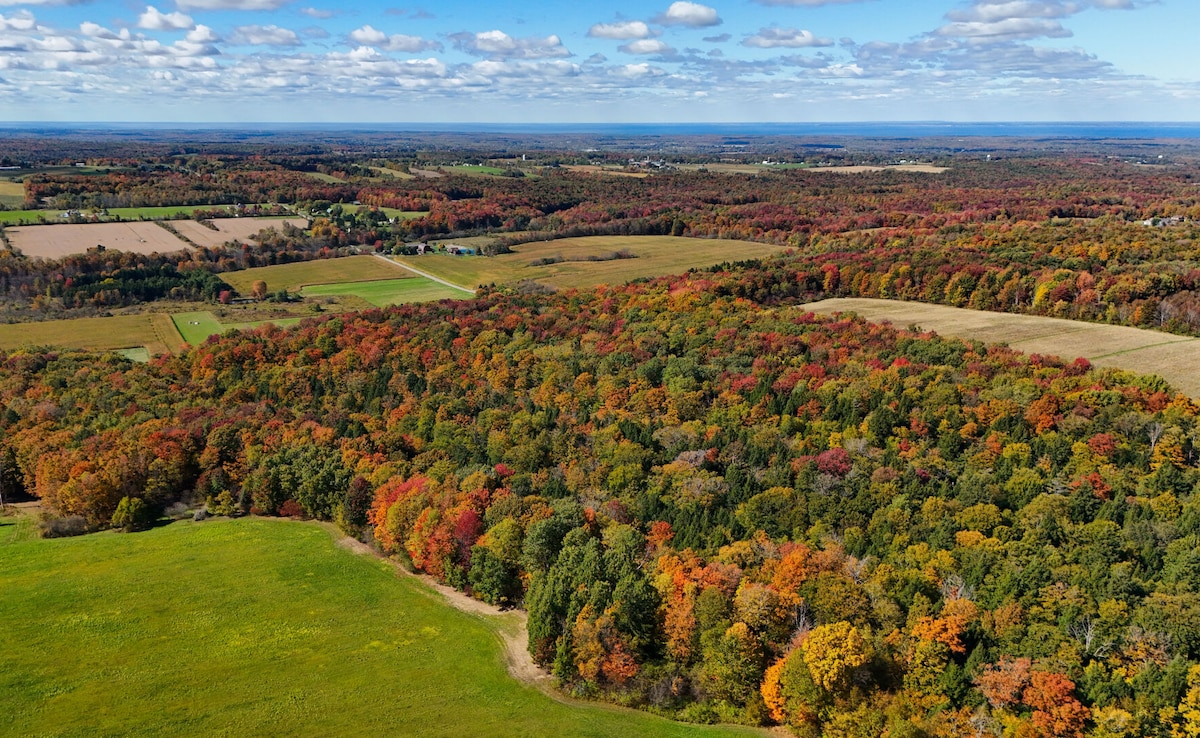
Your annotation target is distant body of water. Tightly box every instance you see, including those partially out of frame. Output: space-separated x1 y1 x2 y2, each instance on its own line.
2 121 1200 138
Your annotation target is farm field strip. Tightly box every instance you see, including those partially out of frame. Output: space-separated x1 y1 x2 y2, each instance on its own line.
393 235 784 290
802 297 1200 397
302 277 468 306
0 518 759 738
0 313 182 357
219 254 415 294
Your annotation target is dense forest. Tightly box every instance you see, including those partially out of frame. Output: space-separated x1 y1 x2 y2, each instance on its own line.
5 258 1200 736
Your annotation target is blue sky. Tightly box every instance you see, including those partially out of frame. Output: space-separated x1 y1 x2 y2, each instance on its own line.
0 0 1195 123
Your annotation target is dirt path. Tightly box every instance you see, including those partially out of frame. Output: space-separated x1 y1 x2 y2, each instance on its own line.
373 253 476 295
324 523 552 690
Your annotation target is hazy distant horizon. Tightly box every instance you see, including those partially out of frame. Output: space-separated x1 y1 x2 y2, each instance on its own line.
3 121 1200 139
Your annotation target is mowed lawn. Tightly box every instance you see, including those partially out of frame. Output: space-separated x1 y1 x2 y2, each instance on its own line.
302 277 466 306
803 297 1200 397
172 311 303 346
0 518 761 738
392 236 785 290
0 313 183 356
220 255 413 294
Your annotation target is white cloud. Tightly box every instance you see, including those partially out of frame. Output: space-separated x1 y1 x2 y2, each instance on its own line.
934 17 1071 40
138 6 194 31
587 20 653 40
615 62 664 78
174 0 292 9
655 1 721 28
348 25 440 52
449 30 569 59
227 24 300 46
299 6 333 18
620 38 674 55
0 10 35 31
743 28 834 48
186 24 219 43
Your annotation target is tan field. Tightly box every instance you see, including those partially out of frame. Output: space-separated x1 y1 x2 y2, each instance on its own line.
0 313 185 356
807 163 948 174
803 298 1200 397
392 235 784 291
6 222 190 258
171 217 308 248
562 166 650 178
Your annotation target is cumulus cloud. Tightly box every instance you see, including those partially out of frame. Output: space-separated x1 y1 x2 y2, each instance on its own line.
449 29 569 59
743 28 833 48
186 24 219 43
654 1 721 28
227 24 301 46
348 24 440 52
299 6 333 18
174 0 292 9
588 20 653 40
0 10 35 31
702 33 731 42
138 6 194 31
619 38 674 55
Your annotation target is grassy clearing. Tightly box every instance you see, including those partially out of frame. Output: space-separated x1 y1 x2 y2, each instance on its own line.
443 164 508 176
172 311 303 346
0 518 760 738
219 255 413 294
305 171 348 183
368 166 415 180
393 236 784 290
0 180 24 207
0 313 182 357
338 204 428 220
0 209 59 224
303 277 467 307
802 297 1200 397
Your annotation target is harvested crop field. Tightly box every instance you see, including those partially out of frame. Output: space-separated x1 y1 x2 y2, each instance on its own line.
0 313 184 356
170 217 307 248
803 297 1200 397
6 221 189 258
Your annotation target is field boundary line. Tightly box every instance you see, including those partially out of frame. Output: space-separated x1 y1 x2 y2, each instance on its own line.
373 253 476 294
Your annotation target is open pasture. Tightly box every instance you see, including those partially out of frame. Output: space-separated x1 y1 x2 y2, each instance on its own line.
5 221 190 258
172 311 303 346
0 313 183 357
219 254 413 294
803 297 1200 397
171 216 307 248
302 277 467 307
0 518 759 738
394 235 784 290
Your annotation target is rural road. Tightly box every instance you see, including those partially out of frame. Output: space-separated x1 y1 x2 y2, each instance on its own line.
803 297 1200 398
373 253 475 295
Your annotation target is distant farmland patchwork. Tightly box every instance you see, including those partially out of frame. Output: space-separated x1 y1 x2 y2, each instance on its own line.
3 216 308 258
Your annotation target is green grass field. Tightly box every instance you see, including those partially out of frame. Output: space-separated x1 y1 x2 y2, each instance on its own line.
392 236 785 290
0 209 58 224
0 313 183 356
220 255 414 294
0 517 760 738
172 311 303 346
305 171 348 183
302 277 467 306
